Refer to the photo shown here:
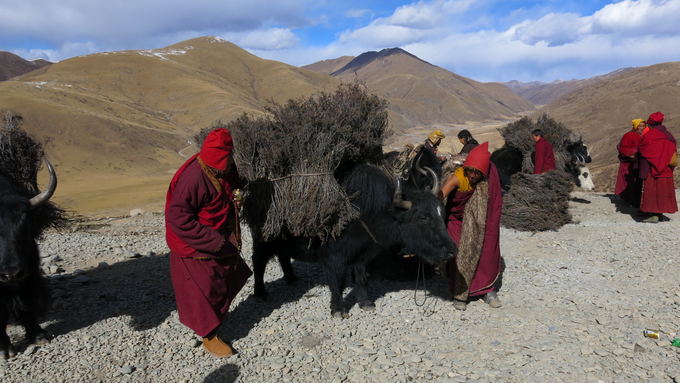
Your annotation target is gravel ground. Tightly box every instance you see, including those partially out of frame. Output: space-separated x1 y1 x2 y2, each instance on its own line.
2 191 679 383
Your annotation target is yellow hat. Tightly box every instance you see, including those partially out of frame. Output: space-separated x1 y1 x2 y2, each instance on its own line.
428 129 445 141
631 118 644 130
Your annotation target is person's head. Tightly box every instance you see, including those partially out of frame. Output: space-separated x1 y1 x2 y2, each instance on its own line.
199 128 235 178
462 142 490 185
631 118 645 133
647 112 664 127
457 129 472 145
428 130 445 146
531 129 544 142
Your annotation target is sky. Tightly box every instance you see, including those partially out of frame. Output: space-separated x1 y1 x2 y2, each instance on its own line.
1 0 680 82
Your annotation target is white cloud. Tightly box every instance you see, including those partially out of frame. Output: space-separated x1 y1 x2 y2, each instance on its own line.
345 9 371 18
221 28 300 51
0 0 312 49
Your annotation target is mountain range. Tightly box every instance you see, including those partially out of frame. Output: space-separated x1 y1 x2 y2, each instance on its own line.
304 48 534 132
0 51 51 81
1 38 678 214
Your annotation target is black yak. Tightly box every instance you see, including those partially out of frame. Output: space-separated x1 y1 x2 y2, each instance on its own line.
251 163 456 318
0 112 63 358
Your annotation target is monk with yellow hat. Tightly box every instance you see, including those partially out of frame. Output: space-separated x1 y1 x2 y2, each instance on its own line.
615 118 645 207
424 129 445 156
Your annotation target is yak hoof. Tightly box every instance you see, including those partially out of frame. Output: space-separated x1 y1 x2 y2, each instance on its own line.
359 301 376 312
32 332 51 346
331 309 350 319
2 345 17 359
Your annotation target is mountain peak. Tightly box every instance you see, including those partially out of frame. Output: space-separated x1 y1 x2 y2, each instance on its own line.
331 47 431 76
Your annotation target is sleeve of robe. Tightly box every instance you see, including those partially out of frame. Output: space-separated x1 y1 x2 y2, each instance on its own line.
166 167 225 253
618 132 640 159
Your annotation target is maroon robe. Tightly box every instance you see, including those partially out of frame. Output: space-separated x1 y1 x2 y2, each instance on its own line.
615 130 642 206
165 155 252 337
639 126 678 214
445 164 503 297
533 138 556 174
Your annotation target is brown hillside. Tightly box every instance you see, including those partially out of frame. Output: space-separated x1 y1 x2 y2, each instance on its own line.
540 62 680 191
307 48 535 134
302 56 354 74
505 68 634 106
0 51 52 81
0 37 339 215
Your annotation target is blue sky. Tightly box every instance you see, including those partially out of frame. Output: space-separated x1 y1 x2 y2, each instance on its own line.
1 0 679 82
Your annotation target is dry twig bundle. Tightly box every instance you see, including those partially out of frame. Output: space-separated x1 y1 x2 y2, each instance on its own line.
499 114 578 172
196 83 390 242
501 170 573 231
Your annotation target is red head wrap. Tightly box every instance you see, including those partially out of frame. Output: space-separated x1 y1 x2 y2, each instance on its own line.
647 112 665 126
463 141 490 176
199 128 234 171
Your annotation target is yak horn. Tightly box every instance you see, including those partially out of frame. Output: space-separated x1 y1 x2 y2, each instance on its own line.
29 159 57 209
424 166 440 196
414 153 427 176
393 178 412 210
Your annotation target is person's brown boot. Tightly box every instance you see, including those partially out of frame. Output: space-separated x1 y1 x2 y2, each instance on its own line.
202 335 234 358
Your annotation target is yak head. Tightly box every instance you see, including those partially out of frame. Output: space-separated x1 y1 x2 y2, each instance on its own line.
0 160 57 284
566 139 595 191
393 168 457 265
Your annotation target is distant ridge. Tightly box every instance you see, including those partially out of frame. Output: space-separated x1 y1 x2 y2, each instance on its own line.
0 51 52 81
506 68 634 105
305 47 534 132
331 48 433 76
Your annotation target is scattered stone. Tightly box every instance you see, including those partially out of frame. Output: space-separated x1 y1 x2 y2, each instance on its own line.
130 209 145 217
119 365 135 375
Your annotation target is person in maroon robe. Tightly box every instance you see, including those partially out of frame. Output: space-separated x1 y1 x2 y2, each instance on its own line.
165 128 252 357
440 142 503 310
615 118 645 207
457 129 479 154
638 112 678 222
532 129 556 174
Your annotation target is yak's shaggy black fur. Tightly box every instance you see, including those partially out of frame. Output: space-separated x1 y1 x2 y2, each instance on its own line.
0 111 67 234
501 170 574 231
196 83 390 242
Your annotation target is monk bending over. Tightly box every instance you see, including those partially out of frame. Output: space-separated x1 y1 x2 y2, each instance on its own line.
165 128 252 357
440 142 503 310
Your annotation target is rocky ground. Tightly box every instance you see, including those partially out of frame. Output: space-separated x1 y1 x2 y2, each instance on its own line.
2 192 679 383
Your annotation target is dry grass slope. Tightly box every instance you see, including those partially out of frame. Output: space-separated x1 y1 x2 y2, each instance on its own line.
0 37 339 215
540 62 680 191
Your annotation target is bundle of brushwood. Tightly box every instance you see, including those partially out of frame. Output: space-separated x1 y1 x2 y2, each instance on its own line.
501 170 573 231
496 114 581 232
0 111 67 231
499 114 578 173
195 83 389 242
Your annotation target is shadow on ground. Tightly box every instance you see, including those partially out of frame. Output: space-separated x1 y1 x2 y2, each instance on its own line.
605 193 642 221
42 253 455 344
203 364 239 383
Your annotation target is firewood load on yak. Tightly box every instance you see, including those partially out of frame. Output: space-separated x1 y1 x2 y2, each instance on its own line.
489 114 594 232
195 84 456 318
0 111 66 359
